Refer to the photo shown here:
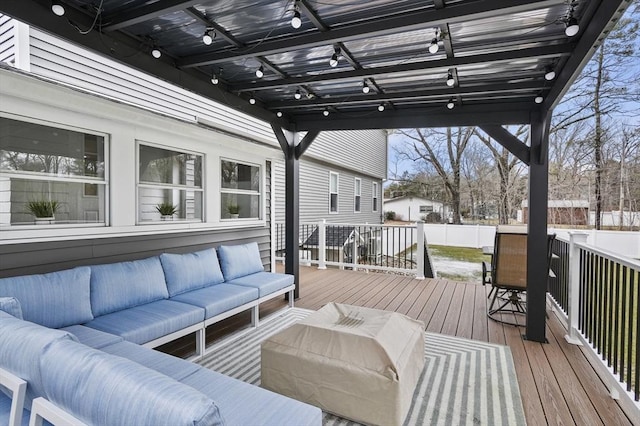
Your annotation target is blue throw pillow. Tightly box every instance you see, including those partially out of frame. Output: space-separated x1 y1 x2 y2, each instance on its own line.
0 297 22 319
160 249 225 297
217 242 264 281
0 267 92 328
90 256 169 317
40 339 225 426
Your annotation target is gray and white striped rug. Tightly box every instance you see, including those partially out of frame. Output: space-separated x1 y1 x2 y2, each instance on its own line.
198 308 526 426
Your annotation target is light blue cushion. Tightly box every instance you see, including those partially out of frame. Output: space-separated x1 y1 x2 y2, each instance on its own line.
226 272 294 298
217 242 264 281
84 299 204 344
182 368 322 426
0 297 22 319
0 267 92 328
171 284 258 319
0 315 77 408
90 256 169 317
60 325 124 349
100 340 201 381
40 339 224 426
160 249 224 297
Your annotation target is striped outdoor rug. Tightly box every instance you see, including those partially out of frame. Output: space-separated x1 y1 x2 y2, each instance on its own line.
198 308 526 426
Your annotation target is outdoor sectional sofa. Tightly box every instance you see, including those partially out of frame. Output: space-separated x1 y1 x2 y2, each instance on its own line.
0 242 322 425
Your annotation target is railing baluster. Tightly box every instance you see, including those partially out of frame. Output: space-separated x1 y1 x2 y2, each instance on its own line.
613 262 621 375
606 257 614 366
620 265 628 386
626 267 635 392
579 249 586 333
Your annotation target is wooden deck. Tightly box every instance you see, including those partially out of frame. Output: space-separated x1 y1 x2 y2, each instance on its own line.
162 266 636 425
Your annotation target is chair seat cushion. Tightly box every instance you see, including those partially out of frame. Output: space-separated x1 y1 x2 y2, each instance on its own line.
40 339 224 426
171 284 258 319
181 368 322 426
60 325 124 349
0 267 92 328
84 300 204 345
160 249 225 297
226 272 294 298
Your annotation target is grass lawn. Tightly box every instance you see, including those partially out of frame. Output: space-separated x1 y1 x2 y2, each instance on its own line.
427 245 492 281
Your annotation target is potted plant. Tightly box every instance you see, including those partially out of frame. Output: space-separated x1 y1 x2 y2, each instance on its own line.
156 202 178 220
27 200 60 224
226 204 240 219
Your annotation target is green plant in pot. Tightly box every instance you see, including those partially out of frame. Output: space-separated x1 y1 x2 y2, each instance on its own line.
226 203 240 219
27 200 60 223
156 202 178 220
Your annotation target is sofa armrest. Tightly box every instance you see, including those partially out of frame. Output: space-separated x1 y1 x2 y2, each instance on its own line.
0 367 26 426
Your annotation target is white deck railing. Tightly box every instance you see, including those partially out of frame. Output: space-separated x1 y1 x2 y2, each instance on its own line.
549 233 640 418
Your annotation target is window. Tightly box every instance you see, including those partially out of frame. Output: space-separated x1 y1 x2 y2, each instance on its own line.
329 172 338 213
138 143 203 222
372 182 379 212
0 116 107 227
419 205 434 213
220 159 261 220
354 178 361 212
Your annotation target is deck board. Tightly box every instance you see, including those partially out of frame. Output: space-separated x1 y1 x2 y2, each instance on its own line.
160 265 634 426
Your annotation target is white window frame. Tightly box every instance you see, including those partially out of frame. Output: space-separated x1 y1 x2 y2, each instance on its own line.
354 177 361 213
0 113 110 229
136 141 205 224
372 182 379 212
220 157 262 221
329 171 339 214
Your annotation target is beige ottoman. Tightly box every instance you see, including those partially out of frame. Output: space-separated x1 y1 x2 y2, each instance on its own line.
261 303 425 426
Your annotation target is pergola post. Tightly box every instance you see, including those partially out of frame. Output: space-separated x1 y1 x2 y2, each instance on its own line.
525 110 552 342
271 125 320 299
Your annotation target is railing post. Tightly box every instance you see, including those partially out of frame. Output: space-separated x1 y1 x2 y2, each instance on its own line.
416 221 425 280
318 219 326 270
565 232 588 345
352 229 358 272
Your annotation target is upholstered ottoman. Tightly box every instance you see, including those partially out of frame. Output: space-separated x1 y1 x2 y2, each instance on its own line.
261 303 425 426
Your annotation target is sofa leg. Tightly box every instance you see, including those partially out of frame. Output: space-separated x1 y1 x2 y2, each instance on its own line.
288 290 295 308
195 327 205 358
251 305 259 327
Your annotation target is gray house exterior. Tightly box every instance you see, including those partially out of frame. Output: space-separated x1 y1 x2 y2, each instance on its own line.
0 17 386 277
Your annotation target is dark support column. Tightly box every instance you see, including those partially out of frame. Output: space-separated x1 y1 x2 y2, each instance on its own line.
525 111 552 342
270 125 320 299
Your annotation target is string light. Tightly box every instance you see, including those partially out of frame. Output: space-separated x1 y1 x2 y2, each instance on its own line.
447 98 455 109
378 103 385 112
202 28 215 45
323 108 329 116
51 1 65 16
211 68 221 85
428 38 439 54
249 94 256 104
446 71 455 87
535 95 544 104
362 80 370 94
276 111 283 117
329 48 341 68
291 10 302 29
294 89 302 100
255 65 264 78
544 68 556 81
565 16 579 37
151 48 161 59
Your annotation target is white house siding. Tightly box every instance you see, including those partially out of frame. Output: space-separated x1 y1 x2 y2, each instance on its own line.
0 15 15 65
383 197 448 222
274 159 383 224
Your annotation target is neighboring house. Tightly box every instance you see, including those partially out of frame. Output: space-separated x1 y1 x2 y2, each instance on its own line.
383 196 448 223
521 200 589 226
0 17 386 277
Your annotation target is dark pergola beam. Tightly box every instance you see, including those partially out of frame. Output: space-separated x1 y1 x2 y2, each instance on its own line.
183 7 245 48
298 0 329 32
231 44 573 92
292 102 533 131
103 0 200 31
479 125 530 165
295 130 320 159
544 0 628 110
179 0 564 67
270 81 543 109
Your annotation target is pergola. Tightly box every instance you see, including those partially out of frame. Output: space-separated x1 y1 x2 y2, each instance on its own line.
2 0 630 343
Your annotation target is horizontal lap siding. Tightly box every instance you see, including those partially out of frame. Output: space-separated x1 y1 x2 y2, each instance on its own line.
0 15 15 65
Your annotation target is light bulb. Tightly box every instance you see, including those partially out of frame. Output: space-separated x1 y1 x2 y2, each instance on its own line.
329 53 338 68
429 38 439 54
202 29 215 45
565 17 579 37
362 82 370 94
378 104 385 112
249 97 256 105
255 66 264 78
544 69 556 81
52 2 65 16
323 109 329 116
294 89 302 100
151 48 161 59
446 72 455 87
211 74 219 85
291 10 302 29
276 111 283 118
535 96 544 104
447 100 455 110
